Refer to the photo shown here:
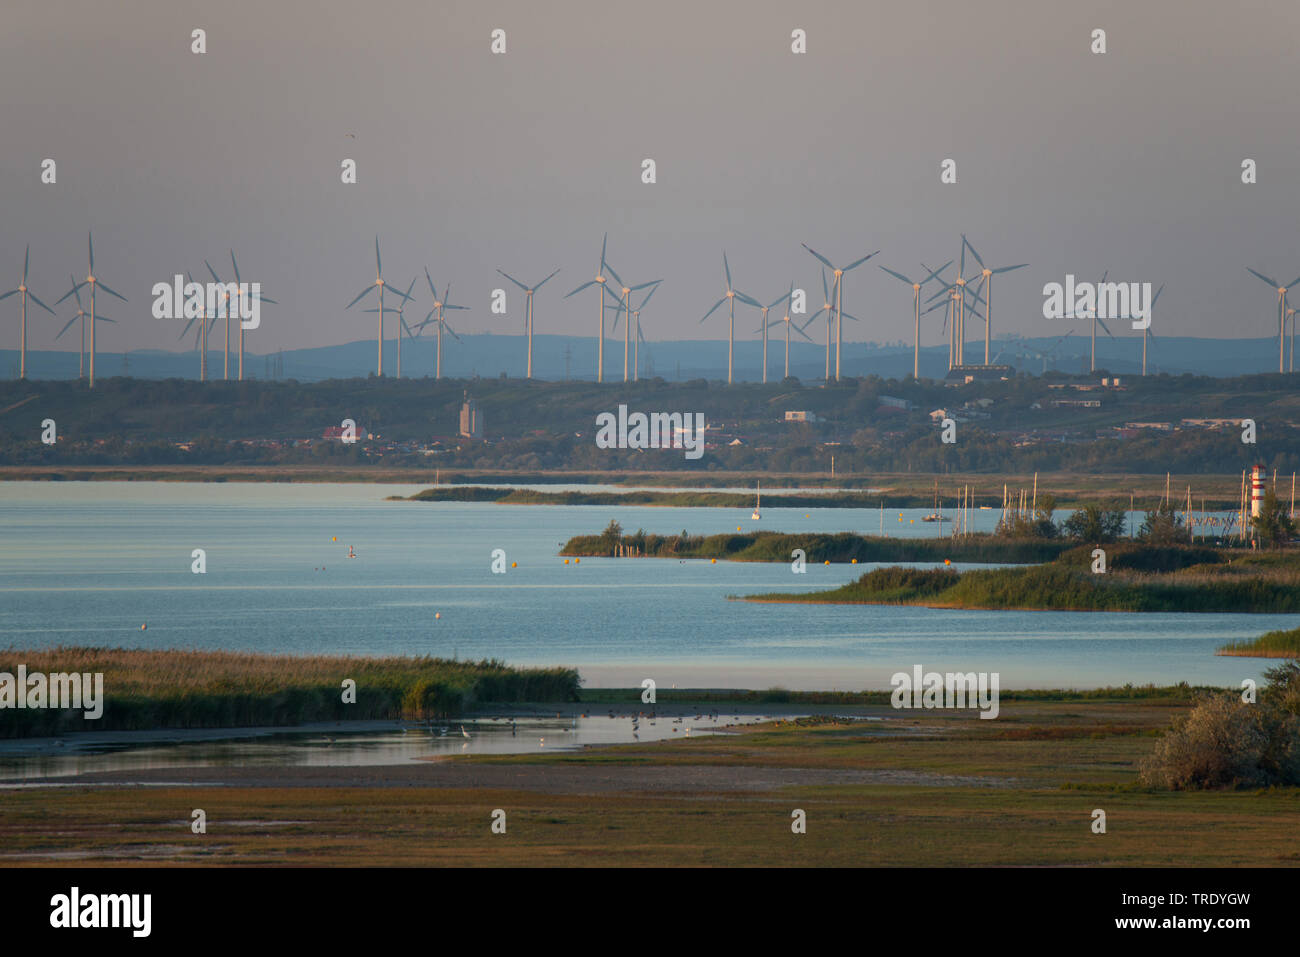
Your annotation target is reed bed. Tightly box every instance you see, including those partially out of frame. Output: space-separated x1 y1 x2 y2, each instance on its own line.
0 647 579 737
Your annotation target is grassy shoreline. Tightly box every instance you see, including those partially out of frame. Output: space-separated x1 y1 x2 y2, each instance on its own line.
0 647 579 738
1218 627 1300 658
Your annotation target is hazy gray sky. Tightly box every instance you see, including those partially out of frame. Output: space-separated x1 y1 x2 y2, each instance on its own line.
3 0 1300 358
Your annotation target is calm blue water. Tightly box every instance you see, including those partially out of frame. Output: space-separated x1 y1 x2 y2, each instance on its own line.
0 482 1285 690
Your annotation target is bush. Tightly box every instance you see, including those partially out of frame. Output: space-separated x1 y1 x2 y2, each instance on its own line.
1140 690 1300 789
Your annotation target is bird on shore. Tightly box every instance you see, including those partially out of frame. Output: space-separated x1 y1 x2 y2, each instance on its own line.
460 725 470 739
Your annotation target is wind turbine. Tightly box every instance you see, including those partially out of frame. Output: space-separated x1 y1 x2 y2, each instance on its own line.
961 236 1027 364
879 260 951 378
229 250 276 381
497 267 560 379
54 274 115 380
345 236 410 376
1247 267 1300 373
1141 283 1164 376
753 287 795 384
207 251 277 381
54 232 127 389
925 238 984 369
605 261 660 382
1 246 55 379
564 234 617 382
420 269 469 380
364 277 417 379
804 269 838 381
699 253 760 384
800 243 878 381
923 271 984 370
177 271 213 380
766 282 814 379
1082 269 1116 374
628 283 659 381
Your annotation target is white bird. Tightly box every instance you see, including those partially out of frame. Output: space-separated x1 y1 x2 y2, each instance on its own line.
460 725 470 739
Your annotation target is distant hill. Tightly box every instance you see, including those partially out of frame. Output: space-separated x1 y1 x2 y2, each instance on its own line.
1 332 1289 383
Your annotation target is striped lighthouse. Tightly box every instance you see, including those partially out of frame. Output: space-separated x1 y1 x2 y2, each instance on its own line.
1251 464 1267 518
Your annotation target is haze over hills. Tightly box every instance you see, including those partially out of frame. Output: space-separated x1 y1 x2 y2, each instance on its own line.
1 333 1287 384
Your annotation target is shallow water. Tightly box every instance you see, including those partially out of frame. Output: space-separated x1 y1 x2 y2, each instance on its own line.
0 481 1284 691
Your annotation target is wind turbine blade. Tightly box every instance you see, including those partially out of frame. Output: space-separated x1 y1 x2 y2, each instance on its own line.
599 233 608 270
993 263 1028 274
53 282 85 306
445 323 461 341
723 253 732 289
346 285 375 309
23 245 30 283
230 251 241 284
700 297 727 322
802 244 833 270
374 236 382 277
962 235 984 268
923 299 947 316
638 284 659 310
0 290 17 302
921 260 953 285
258 295 279 305
1152 283 1165 306
55 315 78 339
735 292 762 308
535 268 561 290
497 269 528 291
604 261 623 287
844 251 879 271
424 267 439 300
1284 275 1300 291
612 310 622 331
180 317 197 338
821 269 829 301
71 277 84 310
960 241 966 276
401 316 415 338
389 284 413 303
97 281 127 302
28 291 55 315
1097 316 1115 338
566 279 597 298
840 311 861 322
880 266 913 285
445 304 469 311
793 322 815 342
88 232 94 272
926 283 956 304
767 291 789 308
630 279 660 291
96 316 115 324
1248 268 1279 287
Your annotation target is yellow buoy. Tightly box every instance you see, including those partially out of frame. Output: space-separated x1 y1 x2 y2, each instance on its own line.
944 559 951 566
711 558 717 564
737 526 742 531
511 561 517 568
575 558 580 564
824 560 830 565
563 559 569 564
332 536 337 541
851 558 858 564
435 612 441 619
910 519 914 524
141 623 147 631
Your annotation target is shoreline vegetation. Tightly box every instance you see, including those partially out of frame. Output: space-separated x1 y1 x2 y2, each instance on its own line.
561 528 1072 563
0 648 579 738
1218 627 1300 658
741 548 1300 613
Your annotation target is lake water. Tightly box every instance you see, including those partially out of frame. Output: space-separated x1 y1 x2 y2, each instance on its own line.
0 482 1286 690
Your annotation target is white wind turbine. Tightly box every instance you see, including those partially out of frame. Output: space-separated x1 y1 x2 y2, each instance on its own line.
629 283 659 381
1140 283 1164 376
765 282 814 380
961 236 1027 364
564 233 618 382
1080 269 1116 374
1247 267 1300 374
801 244 878 381
604 260 660 383
207 251 277 381
879 260 951 378
496 267 560 379
699 252 760 385
54 274 115 380
1 246 56 379
364 277 417 379
805 269 864 381
753 286 796 384
346 236 411 376
419 269 469 380
54 232 128 389
178 271 214 380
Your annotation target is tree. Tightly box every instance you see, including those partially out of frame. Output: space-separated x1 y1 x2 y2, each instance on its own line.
1250 487 1296 549
597 519 623 554
1139 500 1189 544
1062 503 1128 543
